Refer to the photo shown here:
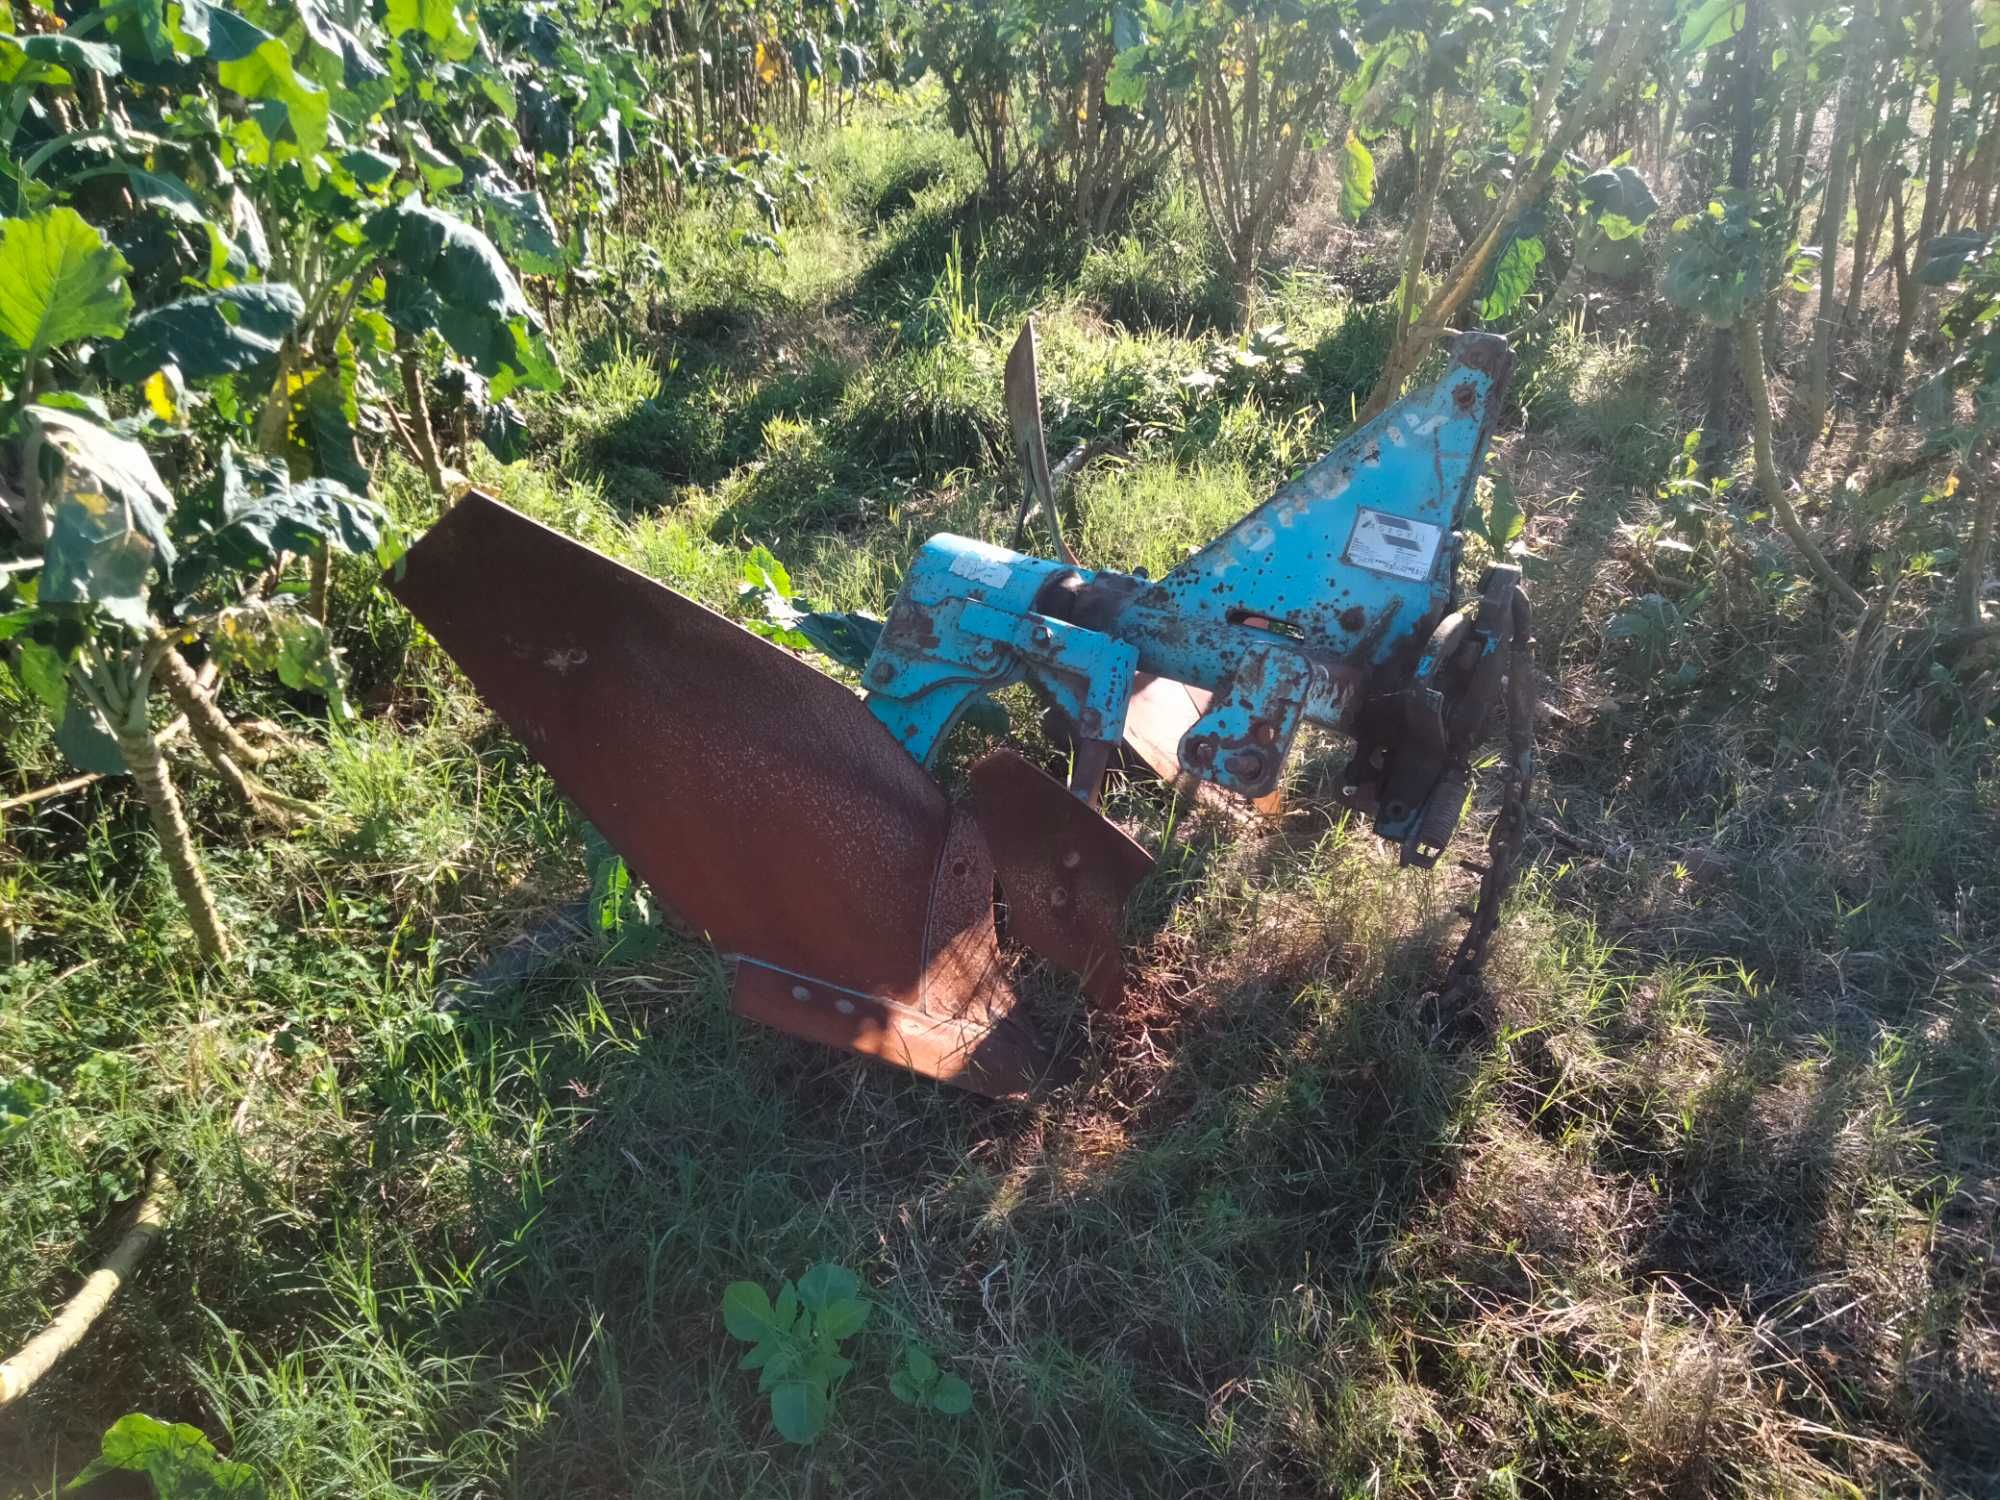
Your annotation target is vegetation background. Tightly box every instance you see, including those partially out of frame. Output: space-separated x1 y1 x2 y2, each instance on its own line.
2 0 1998 1495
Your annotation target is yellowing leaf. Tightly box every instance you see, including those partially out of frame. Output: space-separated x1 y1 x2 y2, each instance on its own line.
144 367 184 421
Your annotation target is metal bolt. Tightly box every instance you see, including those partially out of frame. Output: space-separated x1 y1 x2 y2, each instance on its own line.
1049 887 1068 908
1030 623 1052 646
870 662 894 684
1188 737 1215 764
1225 749 1265 781
791 984 811 1002
834 998 857 1016
1061 849 1081 869
1251 720 1276 746
973 639 997 659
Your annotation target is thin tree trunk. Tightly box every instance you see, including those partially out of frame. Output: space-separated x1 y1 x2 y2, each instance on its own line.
156 647 271 768
1738 319 1868 613
111 706 230 963
1885 0 1970 384
308 544 330 622
1960 94 2000 232
1396 104 1444 347
399 343 448 501
1804 24 1866 442
1520 221 1601 335
1959 473 1997 628
1700 0 1762 477
1845 121 1888 329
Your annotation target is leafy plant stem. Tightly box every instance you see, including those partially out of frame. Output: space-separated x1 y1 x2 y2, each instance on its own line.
399 341 448 500
254 340 296 458
79 647 232 963
309 545 330 624
1735 317 1865 614
1957 466 1996 631
157 647 272 768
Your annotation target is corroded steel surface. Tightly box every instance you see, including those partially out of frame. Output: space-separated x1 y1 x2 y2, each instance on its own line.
389 492 1048 1097
969 749 1154 1010
1123 674 1284 816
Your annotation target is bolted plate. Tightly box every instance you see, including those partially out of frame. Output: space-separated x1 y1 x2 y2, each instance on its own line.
969 749 1155 1010
1123 673 1285 817
389 492 1051 1098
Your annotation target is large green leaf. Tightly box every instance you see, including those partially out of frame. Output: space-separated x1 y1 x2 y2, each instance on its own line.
1339 133 1375 222
40 490 156 631
385 0 479 61
177 478 386 595
365 200 557 394
1103 44 1149 107
207 603 352 717
767 1379 828 1444
1479 232 1545 321
213 18 331 164
0 33 123 87
469 184 565 277
1917 231 1991 287
68 1412 266 1497
1678 0 1744 51
13 639 68 715
104 283 304 383
795 1262 860 1312
721 1282 785 1341
56 689 126 774
0 208 133 363
1581 165 1661 239
289 335 371 492
22 407 176 631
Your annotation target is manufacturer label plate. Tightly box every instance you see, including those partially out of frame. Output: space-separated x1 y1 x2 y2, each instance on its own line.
1345 508 1442 582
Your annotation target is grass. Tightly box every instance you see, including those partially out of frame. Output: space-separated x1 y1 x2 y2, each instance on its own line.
4 101 1998 1499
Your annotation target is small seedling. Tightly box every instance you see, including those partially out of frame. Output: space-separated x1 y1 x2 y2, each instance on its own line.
721 1262 872 1443
888 1342 973 1416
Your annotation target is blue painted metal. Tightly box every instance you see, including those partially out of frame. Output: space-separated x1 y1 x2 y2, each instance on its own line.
860 332 1515 833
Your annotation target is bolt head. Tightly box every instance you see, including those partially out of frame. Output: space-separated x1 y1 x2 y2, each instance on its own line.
870 662 894 684
1061 849 1082 869
790 984 812 1002
1049 887 1068 908
1225 749 1266 782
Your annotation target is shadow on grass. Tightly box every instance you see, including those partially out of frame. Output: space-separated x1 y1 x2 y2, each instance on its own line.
344 764 1494 1496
